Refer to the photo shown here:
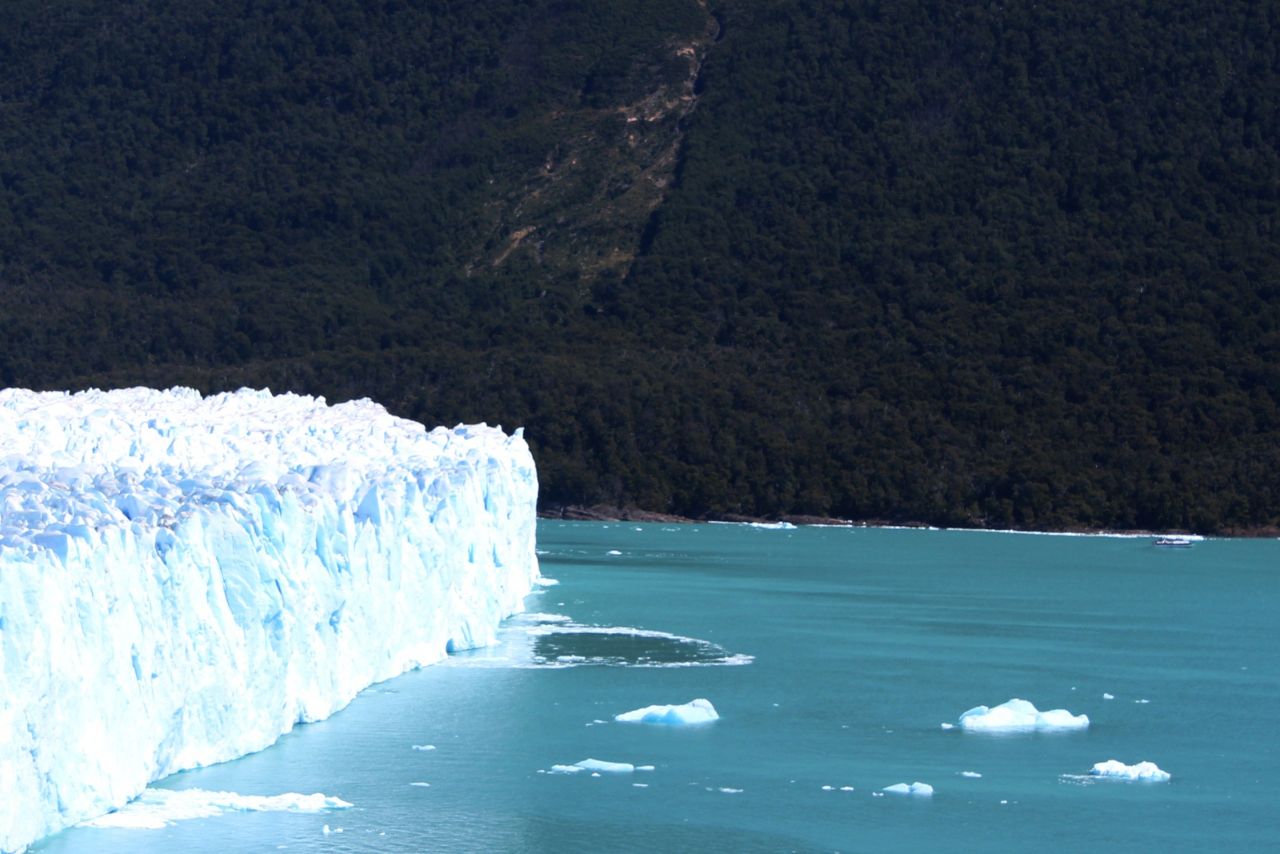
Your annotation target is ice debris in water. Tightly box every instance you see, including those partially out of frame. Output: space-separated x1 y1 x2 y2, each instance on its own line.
883 782 934 797
0 386 539 852
1090 760 1171 782
550 759 646 774
614 698 719 725
956 698 1089 732
80 788 352 830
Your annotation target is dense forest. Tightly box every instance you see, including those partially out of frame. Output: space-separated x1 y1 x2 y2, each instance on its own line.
1 0 1277 532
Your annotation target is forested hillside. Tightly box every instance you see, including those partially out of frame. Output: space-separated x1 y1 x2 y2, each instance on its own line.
1 0 1277 532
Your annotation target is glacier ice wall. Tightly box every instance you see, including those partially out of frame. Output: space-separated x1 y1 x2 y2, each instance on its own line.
0 387 539 852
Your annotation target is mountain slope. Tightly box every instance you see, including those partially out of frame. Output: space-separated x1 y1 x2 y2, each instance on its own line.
1 0 1277 531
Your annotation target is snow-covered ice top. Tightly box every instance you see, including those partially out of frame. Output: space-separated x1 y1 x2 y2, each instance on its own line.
0 386 518 541
614 698 720 725
1089 760 1171 782
956 698 1089 732
0 387 539 853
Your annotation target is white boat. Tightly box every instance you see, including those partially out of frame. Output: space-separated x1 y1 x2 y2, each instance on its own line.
1153 537 1193 548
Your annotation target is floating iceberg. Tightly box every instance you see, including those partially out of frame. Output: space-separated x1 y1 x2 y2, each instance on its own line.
0 387 539 852
883 782 934 796
956 698 1089 732
1089 760 1171 782
614 698 720 725
550 759 643 774
79 788 352 830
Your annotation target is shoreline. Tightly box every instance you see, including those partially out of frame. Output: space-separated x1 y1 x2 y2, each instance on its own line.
537 504 1280 539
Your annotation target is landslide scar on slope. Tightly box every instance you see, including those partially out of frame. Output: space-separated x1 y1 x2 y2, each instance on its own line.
483 1 719 283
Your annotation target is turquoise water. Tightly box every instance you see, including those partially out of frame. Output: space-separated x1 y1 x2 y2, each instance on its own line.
39 522 1280 851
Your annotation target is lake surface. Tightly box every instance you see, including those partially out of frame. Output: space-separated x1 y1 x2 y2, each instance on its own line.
38 522 1280 852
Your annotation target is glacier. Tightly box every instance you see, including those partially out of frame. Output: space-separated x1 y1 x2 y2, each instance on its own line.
0 387 539 852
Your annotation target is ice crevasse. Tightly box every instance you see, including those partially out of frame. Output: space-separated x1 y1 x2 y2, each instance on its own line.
0 387 540 852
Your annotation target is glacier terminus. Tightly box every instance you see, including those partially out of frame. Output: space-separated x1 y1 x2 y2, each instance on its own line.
0 387 540 852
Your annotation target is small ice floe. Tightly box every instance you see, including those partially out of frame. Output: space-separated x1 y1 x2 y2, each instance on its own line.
1089 760 1171 782
1134 699 1150 704
518 613 572 623
615 698 719 725
409 782 431 788
883 782 934 797
821 785 835 791
535 577 560 587
939 723 955 730
321 825 343 835
719 788 743 794
411 744 436 751
1103 693 1114 700
549 758 647 774
960 771 982 779
632 783 649 788
954 698 1089 732
81 788 352 830
839 786 855 792
607 550 622 556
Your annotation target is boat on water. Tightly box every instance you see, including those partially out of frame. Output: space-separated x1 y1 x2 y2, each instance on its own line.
1153 537 1194 548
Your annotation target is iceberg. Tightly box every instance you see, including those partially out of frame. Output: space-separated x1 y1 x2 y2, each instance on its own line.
614 698 720 725
883 782 934 796
956 698 1089 732
549 759 644 774
0 387 539 852
1089 760 1171 782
